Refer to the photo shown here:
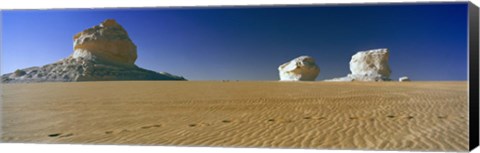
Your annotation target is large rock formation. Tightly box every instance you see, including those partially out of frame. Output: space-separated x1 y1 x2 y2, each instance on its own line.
278 56 320 81
73 19 137 66
2 19 186 83
326 48 391 81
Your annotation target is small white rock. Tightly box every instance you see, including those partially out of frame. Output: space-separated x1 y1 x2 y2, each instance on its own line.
399 76 410 82
278 56 320 81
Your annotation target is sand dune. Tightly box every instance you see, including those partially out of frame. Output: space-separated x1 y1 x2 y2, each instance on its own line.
1 81 468 151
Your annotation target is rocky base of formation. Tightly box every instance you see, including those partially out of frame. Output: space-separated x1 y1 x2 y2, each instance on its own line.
2 57 185 83
325 74 391 82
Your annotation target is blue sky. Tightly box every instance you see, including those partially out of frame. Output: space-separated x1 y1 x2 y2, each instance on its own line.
1 3 468 80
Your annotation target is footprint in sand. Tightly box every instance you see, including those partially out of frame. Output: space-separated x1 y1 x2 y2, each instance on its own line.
407 116 414 120
107 129 132 134
438 115 448 119
387 115 395 118
120 129 131 133
48 133 73 138
303 116 327 120
105 124 162 134
222 120 232 123
140 124 162 129
48 133 61 137
349 117 359 120
190 122 212 127
267 118 293 123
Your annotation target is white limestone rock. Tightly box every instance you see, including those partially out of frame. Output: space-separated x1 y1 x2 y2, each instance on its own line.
350 48 391 80
278 56 320 81
399 76 410 82
325 48 392 82
72 19 137 66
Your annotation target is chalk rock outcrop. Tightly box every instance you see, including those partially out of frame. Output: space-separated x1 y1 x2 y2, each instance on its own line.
326 48 391 81
73 19 137 66
2 19 186 83
399 76 410 82
278 56 320 81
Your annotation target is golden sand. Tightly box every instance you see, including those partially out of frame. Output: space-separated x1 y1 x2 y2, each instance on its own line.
0 81 469 151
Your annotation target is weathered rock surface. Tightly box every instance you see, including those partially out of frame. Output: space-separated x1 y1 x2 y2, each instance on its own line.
2 57 185 83
2 19 186 83
278 56 320 81
399 76 410 82
350 48 391 80
325 48 392 82
73 19 137 66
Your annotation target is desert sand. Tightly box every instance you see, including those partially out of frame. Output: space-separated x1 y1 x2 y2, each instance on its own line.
1 81 469 151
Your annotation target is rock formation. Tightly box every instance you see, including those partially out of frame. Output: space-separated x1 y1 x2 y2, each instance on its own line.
2 19 186 83
278 56 320 81
326 48 391 81
399 76 410 82
73 19 137 66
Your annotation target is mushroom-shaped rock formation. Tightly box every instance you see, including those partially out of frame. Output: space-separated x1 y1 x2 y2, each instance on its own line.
326 48 392 82
72 19 137 66
2 19 186 83
278 56 320 81
399 76 411 82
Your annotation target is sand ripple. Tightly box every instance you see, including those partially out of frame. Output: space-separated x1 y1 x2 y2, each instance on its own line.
1 81 469 151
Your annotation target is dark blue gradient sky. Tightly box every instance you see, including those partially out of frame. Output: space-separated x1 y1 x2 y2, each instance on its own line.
1 3 468 81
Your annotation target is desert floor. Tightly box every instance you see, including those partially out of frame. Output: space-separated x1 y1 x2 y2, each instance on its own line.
1 81 469 151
